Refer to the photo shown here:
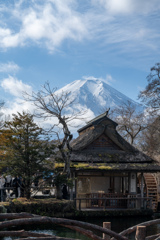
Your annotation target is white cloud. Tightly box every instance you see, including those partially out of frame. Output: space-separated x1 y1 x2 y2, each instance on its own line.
82 75 114 85
91 0 160 15
103 0 133 14
105 74 115 84
0 62 20 73
82 76 99 81
1 98 35 117
1 76 32 97
0 76 39 126
0 1 88 51
0 0 159 59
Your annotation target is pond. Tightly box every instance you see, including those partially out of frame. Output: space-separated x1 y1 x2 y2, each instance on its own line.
3 215 160 240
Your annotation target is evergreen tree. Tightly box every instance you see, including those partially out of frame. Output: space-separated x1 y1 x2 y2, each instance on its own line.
1 112 55 199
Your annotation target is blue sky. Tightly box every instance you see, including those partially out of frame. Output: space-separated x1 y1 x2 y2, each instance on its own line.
0 0 160 117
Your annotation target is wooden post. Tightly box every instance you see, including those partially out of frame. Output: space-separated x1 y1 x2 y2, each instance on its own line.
141 173 144 208
70 187 73 200
104 199 106 210
79 199 81 211
103 222 111 240
1 189 3 202
70 173 74 200
149 198 152 209
135 226 146 240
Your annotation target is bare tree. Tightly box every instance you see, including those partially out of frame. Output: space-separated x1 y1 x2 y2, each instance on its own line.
138 63 160 158
139 116 160 160
139 63 160 113
109 101 147 146
24 82 86 198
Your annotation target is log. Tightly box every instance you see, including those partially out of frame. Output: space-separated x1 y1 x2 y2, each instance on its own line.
155 237 160 240
0 213 102 240
112 218 160 239
49 217 127 240
0 216 51 229
0 212 37 220
0 230 53 237
61 224 103 240
15 238 79 240
0 221 102 240
0 215 127 240
146 233 160 240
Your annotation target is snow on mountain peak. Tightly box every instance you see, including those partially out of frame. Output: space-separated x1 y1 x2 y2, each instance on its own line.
55 78 143 134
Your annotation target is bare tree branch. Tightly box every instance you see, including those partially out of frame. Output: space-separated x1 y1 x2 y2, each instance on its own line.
108 101 147 146
139 62 160 113
24 82 87 198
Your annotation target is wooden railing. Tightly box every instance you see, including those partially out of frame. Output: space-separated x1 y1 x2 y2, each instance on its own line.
75 196 152 210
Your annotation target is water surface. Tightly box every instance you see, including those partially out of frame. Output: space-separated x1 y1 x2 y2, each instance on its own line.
2 215 160 240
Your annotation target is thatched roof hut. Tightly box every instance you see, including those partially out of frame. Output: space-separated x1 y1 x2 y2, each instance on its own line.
70 112 160 172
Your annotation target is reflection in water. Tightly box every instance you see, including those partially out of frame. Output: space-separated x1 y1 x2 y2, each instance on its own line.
2 216 160 240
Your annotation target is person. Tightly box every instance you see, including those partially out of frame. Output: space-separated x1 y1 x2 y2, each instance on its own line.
10 176 20 198
20 178 25 197
34 177 39 188
5 175 12 193
62 184 68 199
0 175 6 201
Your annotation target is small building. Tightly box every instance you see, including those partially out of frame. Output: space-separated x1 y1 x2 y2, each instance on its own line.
70 112 160 212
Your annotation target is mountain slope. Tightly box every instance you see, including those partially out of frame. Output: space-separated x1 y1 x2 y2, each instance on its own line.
56 78 142 117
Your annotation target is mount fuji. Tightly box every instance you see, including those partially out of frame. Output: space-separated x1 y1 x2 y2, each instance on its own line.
56 78 142 119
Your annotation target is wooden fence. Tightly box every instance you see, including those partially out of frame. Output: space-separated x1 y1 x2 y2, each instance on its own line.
75 196 152 210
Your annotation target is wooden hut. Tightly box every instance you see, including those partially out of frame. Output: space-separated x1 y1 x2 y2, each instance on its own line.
70 112 160 211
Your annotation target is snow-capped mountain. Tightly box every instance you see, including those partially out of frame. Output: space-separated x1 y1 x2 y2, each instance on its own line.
56 78 142 119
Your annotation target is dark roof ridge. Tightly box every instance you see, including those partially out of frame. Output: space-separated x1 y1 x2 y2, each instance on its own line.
78 111 117 133
71 125 105 151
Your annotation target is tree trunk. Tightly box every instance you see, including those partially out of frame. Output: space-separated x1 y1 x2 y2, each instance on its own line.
55 185 62 199
25 184 31 199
